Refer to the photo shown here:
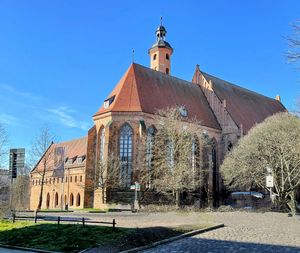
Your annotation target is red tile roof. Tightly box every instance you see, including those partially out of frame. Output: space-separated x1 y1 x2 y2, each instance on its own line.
95 63 221 130
31 136 87 173
202 72 286 134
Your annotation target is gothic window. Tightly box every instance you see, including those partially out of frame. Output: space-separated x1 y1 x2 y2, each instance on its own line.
191 137 197 172
153 54 157 60
76 193 81 206
46 193 50 209
55 192 59 207
119 124 133 187
166 68 169 75
99 127 105 162
166 53 169 60
70 193 74 206
146 126 155 187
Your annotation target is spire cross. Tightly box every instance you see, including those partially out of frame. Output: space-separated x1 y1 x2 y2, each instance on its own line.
160 16 163 26
132 49 135 63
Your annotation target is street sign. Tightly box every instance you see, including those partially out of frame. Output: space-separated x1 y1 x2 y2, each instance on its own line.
9 148 25 178
266 175 274 188
130 182 141 191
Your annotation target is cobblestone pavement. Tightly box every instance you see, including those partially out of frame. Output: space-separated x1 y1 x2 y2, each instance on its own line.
141 212 300 253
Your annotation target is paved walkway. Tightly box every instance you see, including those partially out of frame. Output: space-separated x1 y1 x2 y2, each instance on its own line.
141 212 300 253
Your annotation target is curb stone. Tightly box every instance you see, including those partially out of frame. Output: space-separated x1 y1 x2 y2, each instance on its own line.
0 243 60 253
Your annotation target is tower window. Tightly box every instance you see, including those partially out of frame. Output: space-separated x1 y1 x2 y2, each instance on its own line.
153 54 157 60
166 54 169 60
166 68 169 75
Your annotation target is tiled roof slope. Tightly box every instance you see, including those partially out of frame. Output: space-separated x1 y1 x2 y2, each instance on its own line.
31 136 87 173
202 72 287 133
95 63 221 130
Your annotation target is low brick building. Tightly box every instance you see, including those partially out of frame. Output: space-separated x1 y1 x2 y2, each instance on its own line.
30 22 286 210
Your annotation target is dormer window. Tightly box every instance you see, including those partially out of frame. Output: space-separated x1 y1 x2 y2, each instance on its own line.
67 158 74 165
178 106 188 117
103 95 115 109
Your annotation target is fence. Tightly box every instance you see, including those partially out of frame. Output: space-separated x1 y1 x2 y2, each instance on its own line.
11 213 116 230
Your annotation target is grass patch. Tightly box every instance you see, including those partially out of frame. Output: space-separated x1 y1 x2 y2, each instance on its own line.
0 220 208 252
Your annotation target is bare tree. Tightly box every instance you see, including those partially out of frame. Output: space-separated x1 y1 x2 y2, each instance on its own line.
10 166 31 210
0 122 8 168
287 21 300 63
30 126 55 210
92 154 121 204
147 107 206 207
221 113 300 214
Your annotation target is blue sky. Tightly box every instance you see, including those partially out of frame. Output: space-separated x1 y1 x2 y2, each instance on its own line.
0 0 299 163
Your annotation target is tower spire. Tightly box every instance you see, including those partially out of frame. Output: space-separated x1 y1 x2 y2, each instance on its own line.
148 18 173 75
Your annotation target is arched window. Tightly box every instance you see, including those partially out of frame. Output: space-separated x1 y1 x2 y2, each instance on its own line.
99 127 105 162
153 54 157 60
64 195 67 205
55 192 59 207
70 193 74 206
166 68 169 75
53 178 55 184
211 139 218 207
46 193 50 209
191 136 197 172
119 124 133 187
75 176 77 183
80 175 83 182
70 176 72 183
76 193 81 207
146 126 155 187
166 53 169 60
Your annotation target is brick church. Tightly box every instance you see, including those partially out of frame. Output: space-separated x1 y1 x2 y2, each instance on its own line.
30 22 286 210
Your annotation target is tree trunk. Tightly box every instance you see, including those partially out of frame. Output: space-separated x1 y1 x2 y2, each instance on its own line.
175 190 181 208
287 191 297 215
37 164 46 210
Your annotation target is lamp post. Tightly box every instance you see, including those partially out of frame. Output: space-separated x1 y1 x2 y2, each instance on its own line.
266 166 274 202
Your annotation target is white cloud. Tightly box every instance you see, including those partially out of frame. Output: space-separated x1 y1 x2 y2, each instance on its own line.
0 113 18 126
47 106 90 130
0 83 43 101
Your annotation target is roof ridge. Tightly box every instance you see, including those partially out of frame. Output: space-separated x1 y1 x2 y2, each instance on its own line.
201 71 280 102
133 63 198 87
131 64 143 111
55 136 87 146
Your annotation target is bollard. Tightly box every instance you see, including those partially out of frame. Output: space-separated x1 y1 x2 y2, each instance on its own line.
112 219 116 231
57 216 60 225
82 217 85 227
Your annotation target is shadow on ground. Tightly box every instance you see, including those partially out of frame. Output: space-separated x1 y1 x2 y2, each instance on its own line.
138 236 300 253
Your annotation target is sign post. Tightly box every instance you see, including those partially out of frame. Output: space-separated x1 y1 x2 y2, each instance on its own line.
266 166 274 202
9 148 25 211
130 182 140 211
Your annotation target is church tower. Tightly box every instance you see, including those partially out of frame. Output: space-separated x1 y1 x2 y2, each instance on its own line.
148 18 173 75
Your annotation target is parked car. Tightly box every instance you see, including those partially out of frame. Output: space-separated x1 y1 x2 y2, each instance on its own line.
229 191 266 209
